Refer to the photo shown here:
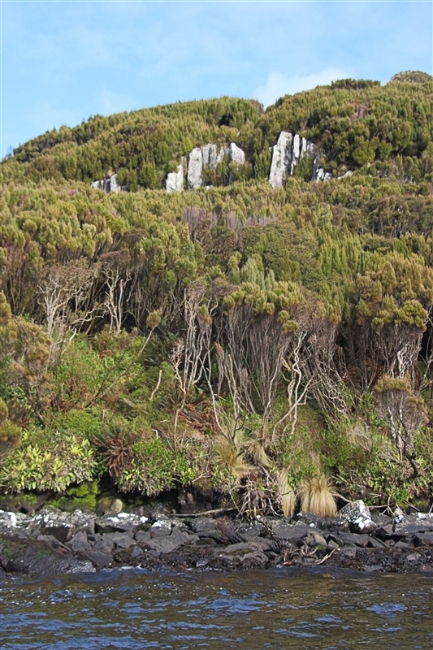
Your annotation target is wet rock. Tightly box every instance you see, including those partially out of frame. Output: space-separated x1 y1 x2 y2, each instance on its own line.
188 517 221 539
0 534 94 576
95 512 148 534
150 519 172 537
272 522 316 544
237 520 267 539
85 550 113 570
306 531 328 547
104 532 134 550
294 512 322 527
338 500 376 533
143 536 186 556
367 536 385 549
374 517 433 542
338 532 370 548
67 531 90 554
413 532 433 546
295 513 349 533
34 508 96 541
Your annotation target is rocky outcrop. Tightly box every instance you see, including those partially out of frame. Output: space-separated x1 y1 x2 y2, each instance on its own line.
269 132 292 188
171 142 245 192
166 165 184 192
312 155 332 182
229 142 245 165
91 173 121 193
1 504 433 575
269 132 316 188
201 144 226 170
187 147 204 190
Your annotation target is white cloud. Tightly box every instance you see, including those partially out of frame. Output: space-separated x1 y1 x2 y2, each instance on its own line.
254 67 353 107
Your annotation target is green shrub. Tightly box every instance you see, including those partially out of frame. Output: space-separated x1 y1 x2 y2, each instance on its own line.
0 428 96 492
115 437 189 495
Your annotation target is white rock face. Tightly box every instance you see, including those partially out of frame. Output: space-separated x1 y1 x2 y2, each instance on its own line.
202 144 218 170
166 165 184 192
312 155 332 182
338 170 353 180
229 142 245 165
187 147 203 190
269 131 292 188
90 173 121 193
291 134 301 174
269 132 316 187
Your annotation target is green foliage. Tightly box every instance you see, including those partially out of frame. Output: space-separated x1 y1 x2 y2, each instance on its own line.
114 437 193 495
0 428 96 492
0 74 433 506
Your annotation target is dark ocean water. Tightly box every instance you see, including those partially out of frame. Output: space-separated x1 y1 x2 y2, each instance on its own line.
0 567 432 649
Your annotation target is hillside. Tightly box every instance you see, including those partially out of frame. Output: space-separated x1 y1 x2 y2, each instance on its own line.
0 72 432 516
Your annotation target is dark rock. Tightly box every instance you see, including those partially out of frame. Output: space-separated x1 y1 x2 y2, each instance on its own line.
317 517 350 533
104 532 135 550
188 518 221 539
130 546 144 561
85 550 113 570
150 520 172 537
338 532 370 548
272 523 315 543
95 513 148 534
414 532 433 546
0 534 94 576
42 524 74 544
371 513 393 526
237 520 267 539
294 512 323 527
170 526 199 546
394 541 412 549
367 537 385 549
36 534 69 551
67 531 90 554
339 547 357 559
374 518 433 541
304 531 328 548
135 530 151 545
327 539 340 550
146 536 186 555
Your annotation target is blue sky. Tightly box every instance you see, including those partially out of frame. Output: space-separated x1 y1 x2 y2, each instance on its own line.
1 1 432 157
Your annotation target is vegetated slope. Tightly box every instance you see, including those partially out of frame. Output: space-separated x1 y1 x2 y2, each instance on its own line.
4 72 433 189
0 72 433 515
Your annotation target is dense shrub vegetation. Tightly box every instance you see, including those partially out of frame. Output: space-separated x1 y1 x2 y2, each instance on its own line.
1 72 432 513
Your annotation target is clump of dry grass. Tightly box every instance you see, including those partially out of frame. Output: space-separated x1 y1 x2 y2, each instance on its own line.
212 435 255 479
300 475 337 517
275 469 296 518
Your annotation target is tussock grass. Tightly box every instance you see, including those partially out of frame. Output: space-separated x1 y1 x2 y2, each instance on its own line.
275 469 296 518
300 475 337 517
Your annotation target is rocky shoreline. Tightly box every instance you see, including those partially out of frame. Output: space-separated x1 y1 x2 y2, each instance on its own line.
1 501 433 578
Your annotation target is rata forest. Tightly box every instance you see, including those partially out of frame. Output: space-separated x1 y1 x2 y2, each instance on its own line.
0 70 433 517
